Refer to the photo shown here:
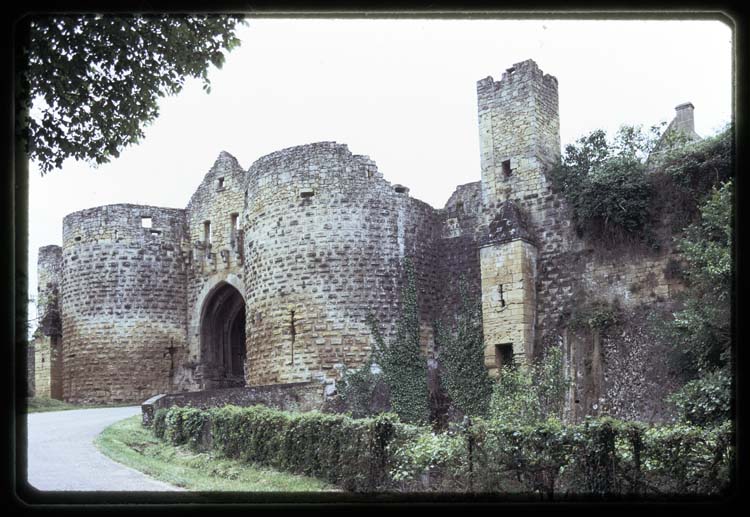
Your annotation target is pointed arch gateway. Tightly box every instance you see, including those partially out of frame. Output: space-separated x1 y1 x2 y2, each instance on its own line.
200 282 247 388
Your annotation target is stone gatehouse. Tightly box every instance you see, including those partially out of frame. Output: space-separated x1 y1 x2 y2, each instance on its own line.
30 59 696 421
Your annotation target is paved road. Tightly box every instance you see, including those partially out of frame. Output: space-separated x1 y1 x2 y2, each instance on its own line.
26 406 183 491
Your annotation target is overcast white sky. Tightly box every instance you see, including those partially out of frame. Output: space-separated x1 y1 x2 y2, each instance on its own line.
26 17 733 320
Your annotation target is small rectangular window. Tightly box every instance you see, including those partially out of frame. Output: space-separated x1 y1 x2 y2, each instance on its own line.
141 217 152 228
217 177 225 189
495 343 514 370
502 160 512 178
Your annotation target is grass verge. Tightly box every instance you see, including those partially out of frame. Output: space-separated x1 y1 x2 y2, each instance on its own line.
25 397 80 413
95 415 339 492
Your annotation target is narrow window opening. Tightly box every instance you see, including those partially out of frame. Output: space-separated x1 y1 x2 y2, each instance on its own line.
203 221 212 246
150 229 161 236
141 216 152 228
394 185 408 194
455 201 464 213
502 160 512 178
289 309 296 365
499 284 506 308
74 236 81 242
300 188 314 199
230 213 239 247
217 177 225 190
495 343 514 370
367 170 373 179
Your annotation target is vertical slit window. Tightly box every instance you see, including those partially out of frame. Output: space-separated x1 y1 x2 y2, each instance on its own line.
204 221 212 246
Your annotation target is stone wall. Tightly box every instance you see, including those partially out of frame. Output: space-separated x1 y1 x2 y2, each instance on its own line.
435 181 484 326
33 245 64 399
60 204 188 404
32 335 63 399
179 151 248 391
141 382 324 426
242 142 443 387
477 59 688 422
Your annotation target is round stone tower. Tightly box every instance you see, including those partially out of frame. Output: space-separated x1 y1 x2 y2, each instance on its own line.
241 142 441 385
60 204 188 403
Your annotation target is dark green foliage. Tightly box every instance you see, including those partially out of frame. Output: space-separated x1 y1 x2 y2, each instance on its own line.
488 346 567 425
19 15 245 173
550 126 654 240
661 127 733 196
668 370 732 427
182 405 416 492
152 408 167 440
152 405 733 495
367 258 429 425
336 361 384 419
391 415 733 496
434 281 493 417
661 181 733 425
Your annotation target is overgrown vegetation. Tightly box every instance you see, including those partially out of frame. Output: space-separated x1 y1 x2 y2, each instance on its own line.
96 415 337 492
434 280 493 418
487 346 567 426
365 258 429 425
662 180 733 426
549 124 732 249
149 405 733 496
336 361 383 419
153 405 418 492
568 299 621 332
549 126 656 242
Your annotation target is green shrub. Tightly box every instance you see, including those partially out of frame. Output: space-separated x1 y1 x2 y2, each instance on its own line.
198 405 418 491
434 281 493 418
668 369 732 426
152 408 167 440
488 346 567 426
387 415 733 496
152 404 733 496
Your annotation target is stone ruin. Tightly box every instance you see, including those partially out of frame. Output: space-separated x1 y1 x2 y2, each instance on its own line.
30 59 699 421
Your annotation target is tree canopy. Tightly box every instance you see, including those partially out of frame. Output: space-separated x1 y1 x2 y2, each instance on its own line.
18 14 245 174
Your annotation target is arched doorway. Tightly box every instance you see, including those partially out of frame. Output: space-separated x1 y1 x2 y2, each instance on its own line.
200 282 247 389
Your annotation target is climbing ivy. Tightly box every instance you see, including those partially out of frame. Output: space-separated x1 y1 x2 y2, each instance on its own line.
337 361 382 419
367 258 429 425
434 280 493 418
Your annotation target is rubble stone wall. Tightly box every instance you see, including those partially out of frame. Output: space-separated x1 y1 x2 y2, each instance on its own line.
242 142 442 386
179 152 248 391
60 204 188 403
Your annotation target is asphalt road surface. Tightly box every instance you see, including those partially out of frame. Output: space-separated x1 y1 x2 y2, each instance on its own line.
25 406 183 492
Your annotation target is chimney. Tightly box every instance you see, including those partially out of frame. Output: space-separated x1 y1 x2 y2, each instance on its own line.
673 102 696 135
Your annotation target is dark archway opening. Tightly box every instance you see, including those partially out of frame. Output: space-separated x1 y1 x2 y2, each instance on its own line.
200 283 247 389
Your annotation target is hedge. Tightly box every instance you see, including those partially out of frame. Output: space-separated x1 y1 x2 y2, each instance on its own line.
149 407 733 496
151 405 419 492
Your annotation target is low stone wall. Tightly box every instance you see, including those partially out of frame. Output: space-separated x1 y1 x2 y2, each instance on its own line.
141 381 324 426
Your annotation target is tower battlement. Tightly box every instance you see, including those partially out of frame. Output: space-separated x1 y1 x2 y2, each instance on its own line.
477 59 561 208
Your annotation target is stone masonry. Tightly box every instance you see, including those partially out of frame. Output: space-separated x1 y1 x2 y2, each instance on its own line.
33 59 695 421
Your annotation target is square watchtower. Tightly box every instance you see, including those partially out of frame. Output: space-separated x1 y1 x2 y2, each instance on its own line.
477 59 561 210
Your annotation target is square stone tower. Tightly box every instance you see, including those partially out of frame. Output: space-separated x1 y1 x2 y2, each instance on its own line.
477 59 561 372
477 59 561 211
